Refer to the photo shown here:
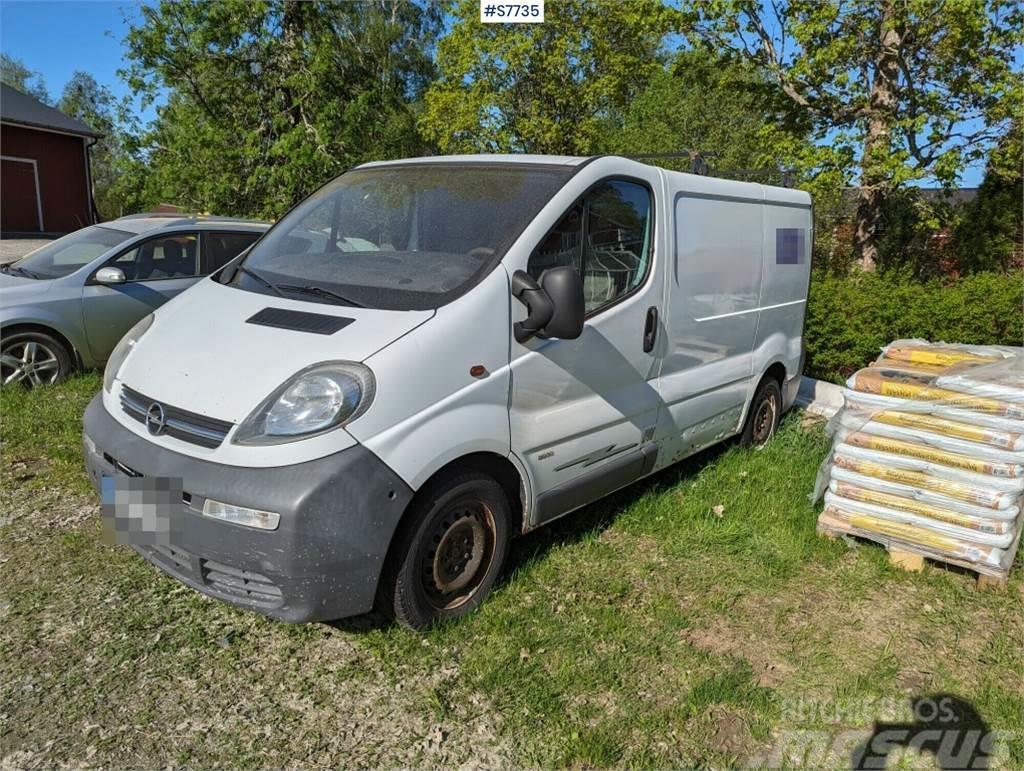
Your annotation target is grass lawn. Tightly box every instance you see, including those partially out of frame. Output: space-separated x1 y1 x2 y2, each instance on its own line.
2 374 1022 768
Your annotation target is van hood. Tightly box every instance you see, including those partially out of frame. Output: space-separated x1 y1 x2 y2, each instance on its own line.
116 278 434 423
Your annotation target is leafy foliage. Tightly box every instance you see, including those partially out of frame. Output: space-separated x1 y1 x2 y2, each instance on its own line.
684 0 1024 268
953 121 1024 273
602 49 810 178
122 0 441 218
0 52 50 103
57 72 146 220
873 187 962 278
421 0 676 155
805 270 1024 382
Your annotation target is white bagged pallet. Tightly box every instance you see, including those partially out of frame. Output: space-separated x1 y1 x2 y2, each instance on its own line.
815 339 1024 581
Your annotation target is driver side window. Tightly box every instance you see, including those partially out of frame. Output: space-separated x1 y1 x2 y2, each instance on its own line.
527 180 652 314
109 233 200 281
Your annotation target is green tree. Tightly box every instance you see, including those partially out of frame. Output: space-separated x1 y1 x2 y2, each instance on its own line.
603 49 812 176
685 0 1023 271
421 0 676 155
57 72 145 219
123 0 441 218
0 53 50 103
874 187 962 278
953 121 1024 273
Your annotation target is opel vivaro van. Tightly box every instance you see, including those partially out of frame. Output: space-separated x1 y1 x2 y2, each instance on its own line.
83 155 812 629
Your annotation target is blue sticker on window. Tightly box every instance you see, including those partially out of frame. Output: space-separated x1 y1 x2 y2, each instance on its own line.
776 228 805 264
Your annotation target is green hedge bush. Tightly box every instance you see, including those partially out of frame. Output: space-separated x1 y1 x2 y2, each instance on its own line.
804 270 1024 383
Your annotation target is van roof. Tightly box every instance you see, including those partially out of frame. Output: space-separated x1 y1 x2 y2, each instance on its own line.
359 154 589 169
358 154 810 205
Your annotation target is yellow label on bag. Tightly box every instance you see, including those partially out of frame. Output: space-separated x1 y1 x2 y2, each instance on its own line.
886 347 1000 367
834 455 1005 506
843 432 1015 477
832 482 1007 533
844 510 962 549
877 381 1020 416
849 370 1024 417
871 358 950 376
824 507 995 560
872 410 1017 448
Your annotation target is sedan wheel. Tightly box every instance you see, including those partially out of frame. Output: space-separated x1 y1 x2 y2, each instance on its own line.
1 333 71 387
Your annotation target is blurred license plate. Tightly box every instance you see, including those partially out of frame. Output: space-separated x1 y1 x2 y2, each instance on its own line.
101 474 184 546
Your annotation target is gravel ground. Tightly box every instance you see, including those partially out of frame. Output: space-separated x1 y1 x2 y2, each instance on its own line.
0 239 52 264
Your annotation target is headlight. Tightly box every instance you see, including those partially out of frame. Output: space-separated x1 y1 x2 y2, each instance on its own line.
232 361 374 445
103 314 154 393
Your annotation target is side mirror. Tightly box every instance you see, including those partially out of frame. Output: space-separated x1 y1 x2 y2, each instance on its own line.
511 267 585 343
95 267 126 285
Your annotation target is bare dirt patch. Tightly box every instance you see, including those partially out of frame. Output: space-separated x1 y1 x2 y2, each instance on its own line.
675 561 1009 699
702 704 768 763
680 623 795 688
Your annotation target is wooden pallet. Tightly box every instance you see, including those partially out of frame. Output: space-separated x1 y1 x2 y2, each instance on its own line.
818 523 1011 591
887 546 1008 590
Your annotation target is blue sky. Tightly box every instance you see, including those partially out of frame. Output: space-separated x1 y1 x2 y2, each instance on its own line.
0 0 160 123
0 1 993 186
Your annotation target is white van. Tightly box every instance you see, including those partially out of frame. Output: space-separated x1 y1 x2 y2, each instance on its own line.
83 155 811 629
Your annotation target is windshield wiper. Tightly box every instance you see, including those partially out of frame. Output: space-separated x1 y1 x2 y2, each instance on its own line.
276 283 364 308
234 265 285 297
2 264 41 279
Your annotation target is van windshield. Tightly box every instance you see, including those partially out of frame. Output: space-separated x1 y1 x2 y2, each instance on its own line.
230 163 575 310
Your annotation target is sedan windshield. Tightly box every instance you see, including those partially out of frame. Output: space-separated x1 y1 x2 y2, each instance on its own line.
9 225 135 279
230 163 575 310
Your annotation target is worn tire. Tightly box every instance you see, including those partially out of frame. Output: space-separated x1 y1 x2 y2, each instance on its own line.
379 470 510 631
0 330 73 388
741 377 782 447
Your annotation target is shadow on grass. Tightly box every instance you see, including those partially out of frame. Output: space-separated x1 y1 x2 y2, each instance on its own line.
853 694 993 770
509 439 733 571
327 439 734 635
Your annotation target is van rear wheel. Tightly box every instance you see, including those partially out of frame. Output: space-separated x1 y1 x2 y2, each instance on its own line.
380 470 510 630
741 377 782 447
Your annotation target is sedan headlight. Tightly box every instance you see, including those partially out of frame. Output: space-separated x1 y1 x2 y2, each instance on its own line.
232 361 375 445
103 314 154 392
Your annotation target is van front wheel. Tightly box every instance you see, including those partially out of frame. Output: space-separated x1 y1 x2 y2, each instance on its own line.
380 471 510 630
741 377 782 447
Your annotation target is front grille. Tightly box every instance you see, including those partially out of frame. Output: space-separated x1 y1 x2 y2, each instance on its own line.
148 543 194 573
120 386 233 449
201 558 284 607
140 545 284 608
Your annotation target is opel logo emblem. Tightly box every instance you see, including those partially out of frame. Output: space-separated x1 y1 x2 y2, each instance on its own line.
145 402 167 436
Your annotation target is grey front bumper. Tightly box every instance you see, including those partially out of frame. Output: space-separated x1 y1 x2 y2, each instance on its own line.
82 394 414 622
783 373 801 412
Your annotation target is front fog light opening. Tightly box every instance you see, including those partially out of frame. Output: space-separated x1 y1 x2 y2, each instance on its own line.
202 498 280 531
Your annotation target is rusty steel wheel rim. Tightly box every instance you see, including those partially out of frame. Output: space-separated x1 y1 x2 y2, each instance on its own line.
420 501 496 611
753 392 778 445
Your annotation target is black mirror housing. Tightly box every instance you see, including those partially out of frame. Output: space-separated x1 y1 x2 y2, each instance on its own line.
539 267 584 340
511 267 584 343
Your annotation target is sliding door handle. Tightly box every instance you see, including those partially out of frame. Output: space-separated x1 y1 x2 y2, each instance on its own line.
643 306 658 353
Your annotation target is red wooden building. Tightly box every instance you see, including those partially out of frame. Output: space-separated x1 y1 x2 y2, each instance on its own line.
1 83 100 235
